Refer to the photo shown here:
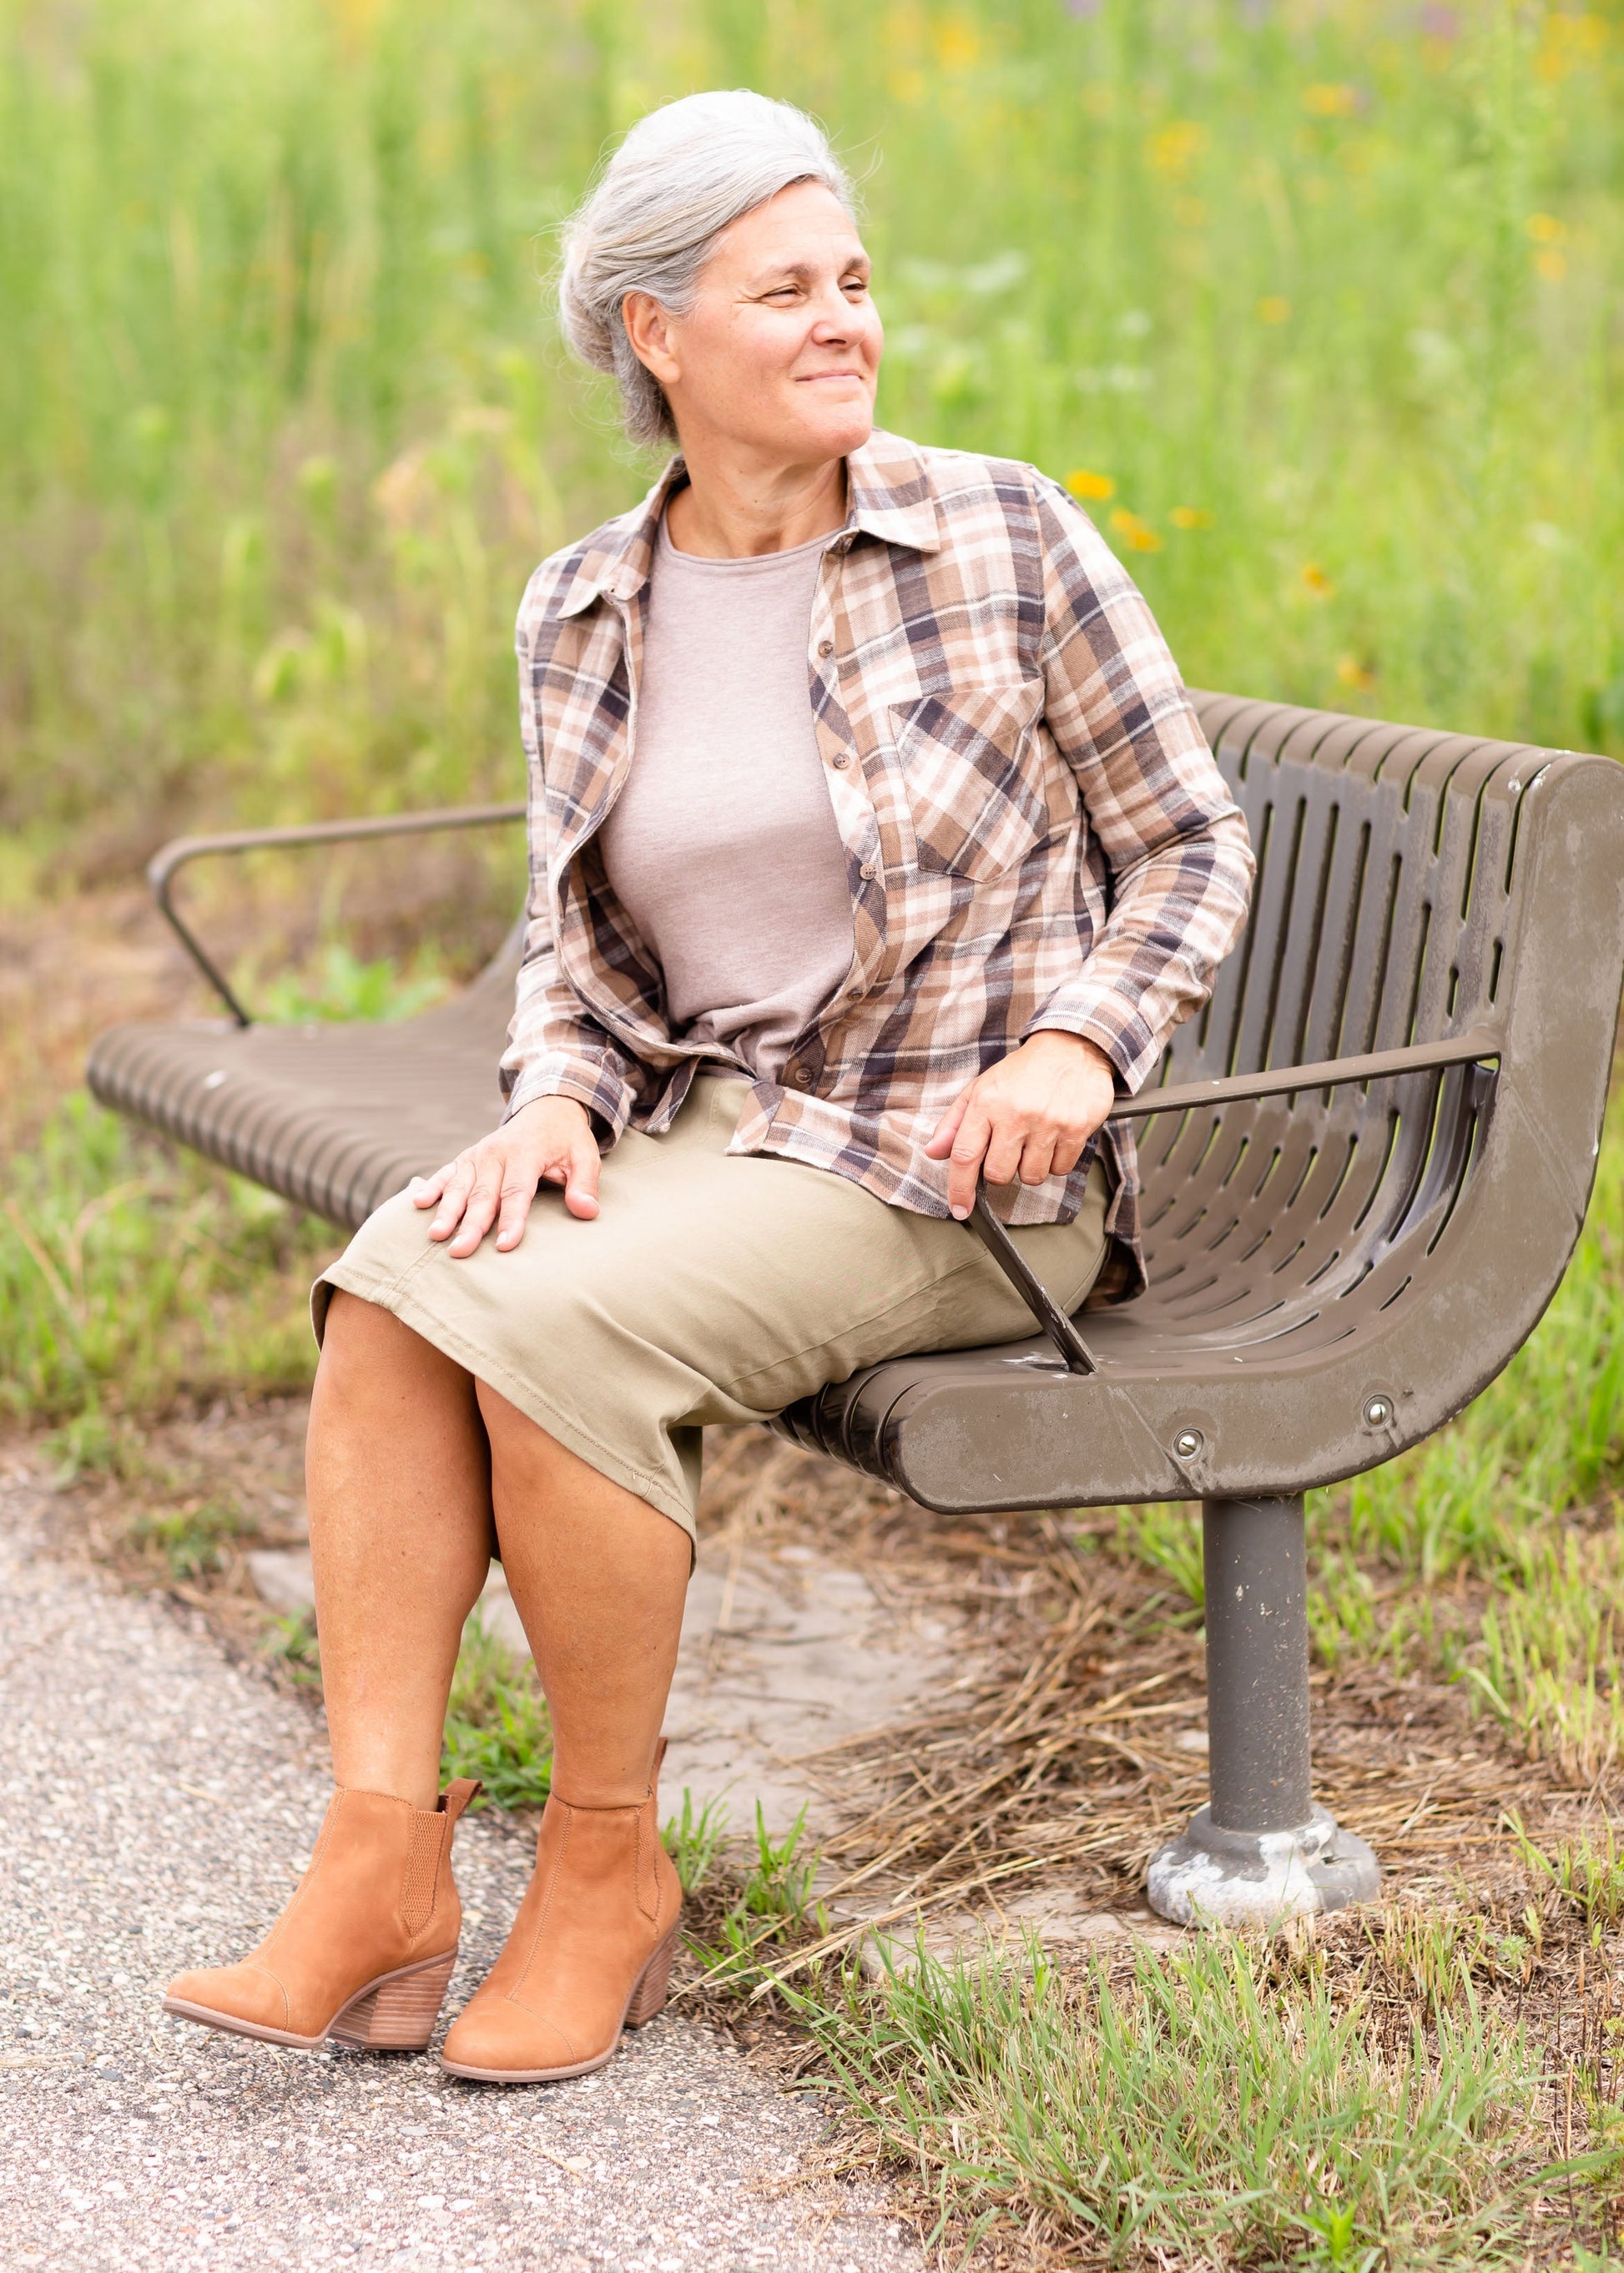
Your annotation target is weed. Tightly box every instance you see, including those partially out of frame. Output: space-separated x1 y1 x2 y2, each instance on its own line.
1111 1503 1204 1609
1470 1525 1624 1782
439 1610 552 1812
1511 1820 1624 1935
777 1933 1544 2267
40 1400 143 1485
264 1609 322 1696
690 1808 825 1992
128 1495 250 1582
663 1790 731 1898
248 942 451 1026
1361 1904 1495 2018
0 1094 332 1426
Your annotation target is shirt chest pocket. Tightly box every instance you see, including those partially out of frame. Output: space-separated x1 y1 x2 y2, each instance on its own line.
888 680 1050 881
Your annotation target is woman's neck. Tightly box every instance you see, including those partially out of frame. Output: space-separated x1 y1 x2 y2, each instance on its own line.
663 444 848 559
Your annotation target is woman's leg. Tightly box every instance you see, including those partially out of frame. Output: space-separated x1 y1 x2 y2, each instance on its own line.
162 1291 493 2049
305 1289 496 1807
438 1387 690 2084
476 1382 691 1803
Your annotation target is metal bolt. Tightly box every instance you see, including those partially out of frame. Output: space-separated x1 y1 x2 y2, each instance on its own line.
1363 1395 1392 1428
1173 1429 1203 1459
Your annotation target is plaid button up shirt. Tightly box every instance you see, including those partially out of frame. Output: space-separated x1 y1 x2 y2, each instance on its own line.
500 430 1253 1302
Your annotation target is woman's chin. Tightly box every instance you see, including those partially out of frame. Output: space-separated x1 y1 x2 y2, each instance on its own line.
767 396 876 464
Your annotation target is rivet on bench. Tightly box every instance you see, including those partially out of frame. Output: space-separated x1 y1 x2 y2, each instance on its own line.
1173 1429 1203 1459
1362 1395 1391 1427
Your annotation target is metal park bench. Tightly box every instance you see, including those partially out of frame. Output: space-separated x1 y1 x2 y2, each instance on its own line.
88 694 1624 1928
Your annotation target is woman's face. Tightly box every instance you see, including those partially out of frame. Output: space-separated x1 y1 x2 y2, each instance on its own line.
628 180 883 466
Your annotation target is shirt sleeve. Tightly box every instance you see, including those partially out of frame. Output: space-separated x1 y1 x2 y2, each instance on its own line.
497 597 642 1137
1026 476 1255 1091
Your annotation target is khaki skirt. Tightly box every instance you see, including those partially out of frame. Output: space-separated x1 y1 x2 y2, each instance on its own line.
313 1074 1107 1543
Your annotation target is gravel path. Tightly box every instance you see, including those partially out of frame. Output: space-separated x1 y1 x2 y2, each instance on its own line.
0 1470 921 2273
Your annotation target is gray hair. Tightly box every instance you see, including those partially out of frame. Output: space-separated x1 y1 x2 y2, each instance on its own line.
557 91 855 447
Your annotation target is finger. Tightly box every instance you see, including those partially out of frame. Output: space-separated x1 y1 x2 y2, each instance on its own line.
410 1165 452 1210
1050 1121 1092 1180
493 1162 542 1252
446 1168 502 1258
427 1159 478 1240
562 1133 601 1222
1017 1131 1059 1187
981 1116 1030 1193
946 1102 994 1220
925 1086 973 1162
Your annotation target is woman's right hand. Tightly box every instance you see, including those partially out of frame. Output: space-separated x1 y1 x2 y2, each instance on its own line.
410 1096 601 1257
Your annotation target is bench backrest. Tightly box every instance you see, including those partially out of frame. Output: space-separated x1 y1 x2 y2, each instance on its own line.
779 693 1624 1510
1130 696 1542 1354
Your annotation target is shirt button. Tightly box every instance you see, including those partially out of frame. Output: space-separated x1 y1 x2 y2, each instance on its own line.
818 638 834 658
793 1068 813 1090
830 753 850 769
860 862 875 880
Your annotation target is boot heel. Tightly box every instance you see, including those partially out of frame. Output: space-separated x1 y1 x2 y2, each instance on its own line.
625 1928 678 2028
330 1948 458 2051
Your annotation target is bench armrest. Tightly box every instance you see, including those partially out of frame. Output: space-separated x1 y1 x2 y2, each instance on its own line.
1103 1025 1501 1123
972 1025 1504 1374
147 802 527 1026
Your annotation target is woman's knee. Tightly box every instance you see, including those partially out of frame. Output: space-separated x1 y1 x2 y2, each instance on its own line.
316 1289 470 1405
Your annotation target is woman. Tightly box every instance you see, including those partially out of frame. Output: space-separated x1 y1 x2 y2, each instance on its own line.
164 91 1253 2083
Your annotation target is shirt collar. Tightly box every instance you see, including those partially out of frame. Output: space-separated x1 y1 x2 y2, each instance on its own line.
551 428 942 621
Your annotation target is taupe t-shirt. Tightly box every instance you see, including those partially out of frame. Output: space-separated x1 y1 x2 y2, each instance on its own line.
598 514 855 1081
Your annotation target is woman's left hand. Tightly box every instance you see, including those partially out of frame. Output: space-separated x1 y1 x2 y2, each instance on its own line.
925 1031 1118 1219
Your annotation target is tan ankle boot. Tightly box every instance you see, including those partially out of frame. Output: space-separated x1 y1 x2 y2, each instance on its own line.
163 1778 481 2052
438 1763 681 2084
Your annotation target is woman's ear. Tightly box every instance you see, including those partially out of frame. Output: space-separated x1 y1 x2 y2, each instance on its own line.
623 292 680 386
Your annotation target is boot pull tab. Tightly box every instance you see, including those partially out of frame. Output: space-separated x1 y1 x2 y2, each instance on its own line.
439 1777 483 1824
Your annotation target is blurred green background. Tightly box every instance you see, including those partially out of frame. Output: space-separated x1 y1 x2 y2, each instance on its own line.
2 0 1621 893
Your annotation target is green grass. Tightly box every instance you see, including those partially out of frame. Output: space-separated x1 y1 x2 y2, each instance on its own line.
0 1092 333 1425
1511 1820 1624 1937
680 1857 1581 2269
799 1934 1548 2268
3 0 1621 884
128 1494 255 1583
440 1607 554 1809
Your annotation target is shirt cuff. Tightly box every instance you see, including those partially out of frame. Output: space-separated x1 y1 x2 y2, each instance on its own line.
1026 991 1161 1094
500 1058 635 1143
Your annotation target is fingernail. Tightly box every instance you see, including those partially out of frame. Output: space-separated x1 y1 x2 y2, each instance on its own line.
951 1204 968 1220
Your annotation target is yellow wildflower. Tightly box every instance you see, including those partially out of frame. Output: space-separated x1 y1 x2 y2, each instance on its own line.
936 20 980 72
1066 469 1116 501
1536 12 1606 80
1535 249 1568 281
1525 214 1566 244
1258 295 1291 325
1147 122 1209 179
1170 507 1213 530
1110 509 1163 554
1304 83 1360 118
1336 656 1374 691
1301 562 1334 597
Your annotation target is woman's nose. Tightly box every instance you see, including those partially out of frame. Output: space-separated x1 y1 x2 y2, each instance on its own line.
808 290 858 342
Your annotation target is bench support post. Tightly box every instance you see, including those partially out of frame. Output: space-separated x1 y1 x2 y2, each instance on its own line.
1147 1495 1379 1928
